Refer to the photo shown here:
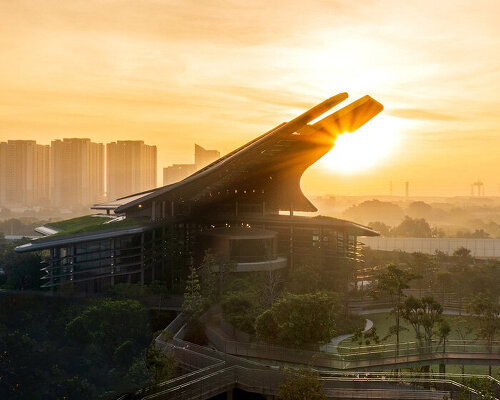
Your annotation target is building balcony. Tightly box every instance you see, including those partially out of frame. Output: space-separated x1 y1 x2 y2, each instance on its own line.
234 256 287 272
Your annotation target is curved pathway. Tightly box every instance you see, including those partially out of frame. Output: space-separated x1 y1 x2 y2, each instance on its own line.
322 307 470 355
321 318 373 354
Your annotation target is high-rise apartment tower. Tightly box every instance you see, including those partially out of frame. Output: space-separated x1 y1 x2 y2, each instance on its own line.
106 141 157 200
0 140 50 207
51 138 104 207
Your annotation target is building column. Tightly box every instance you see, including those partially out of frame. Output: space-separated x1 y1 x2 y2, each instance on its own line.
151 229 156 282
226 389 233 400
140 232 145 285
49 248 55 294
110 238 115 286
70 245 75 283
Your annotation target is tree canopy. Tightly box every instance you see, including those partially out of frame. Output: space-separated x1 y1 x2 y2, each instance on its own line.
255 291 338 347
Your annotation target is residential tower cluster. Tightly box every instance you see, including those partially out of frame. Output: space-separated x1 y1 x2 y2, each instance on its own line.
0 139 219 209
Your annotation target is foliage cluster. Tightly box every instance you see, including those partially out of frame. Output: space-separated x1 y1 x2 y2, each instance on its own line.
184 251 365 349
255 291 338 347
0 237 42 290
277 367 327 400
0 293 174 399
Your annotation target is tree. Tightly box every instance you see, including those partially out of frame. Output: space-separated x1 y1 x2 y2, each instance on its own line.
222 292 257 334
368 221 391 236
332 258 357 318
351 326 381 347
262 269 285 307
65 299 150 358
451 247 473 313
406 201 433 219
198 250 218 302
256 291 338 347
371 264 419 355
343 200 404 226
431 227 445 238
435 271 453 305
454 317 473 375
410 252 436 295
401 296 444 351
255 309 280 341
1 251 42 290
452 247 472 269
436 319 451 353
0 327 41 399
198 251 236 301
470 229 489 238
391 216 432 238
467 292 500 375
287 263 323 294
465 263 500 302
145 341 176 382
277 367 327 400
182 268 204 322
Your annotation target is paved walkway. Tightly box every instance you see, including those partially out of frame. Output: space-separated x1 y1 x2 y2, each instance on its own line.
321 318 374 354
356 308 469 316
322 307 470 354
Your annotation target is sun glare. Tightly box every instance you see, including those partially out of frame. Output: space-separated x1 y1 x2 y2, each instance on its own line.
320 115 402 174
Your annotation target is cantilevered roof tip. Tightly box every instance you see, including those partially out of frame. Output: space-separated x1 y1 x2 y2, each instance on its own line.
113 93 383 214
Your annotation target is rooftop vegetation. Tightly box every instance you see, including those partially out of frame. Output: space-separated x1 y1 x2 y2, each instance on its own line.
46 215 147 237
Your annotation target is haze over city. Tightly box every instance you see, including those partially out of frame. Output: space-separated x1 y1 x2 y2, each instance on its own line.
2 2 500 400
1 0 500 196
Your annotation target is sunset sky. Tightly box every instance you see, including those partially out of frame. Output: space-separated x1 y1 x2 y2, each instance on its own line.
1 0 499 197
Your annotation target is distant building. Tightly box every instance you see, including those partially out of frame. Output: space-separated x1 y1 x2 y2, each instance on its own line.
0 140 50 207
51 138 104 207
163 144 220 185
163 164 197 185
106 141 157 200
362 236 500 259
195 144 220 169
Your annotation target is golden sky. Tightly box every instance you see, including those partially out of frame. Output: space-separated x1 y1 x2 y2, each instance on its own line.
1 0 499 196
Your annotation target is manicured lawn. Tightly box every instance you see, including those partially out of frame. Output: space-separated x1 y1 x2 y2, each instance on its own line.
47 215 146 236
339 312 498 349
338 312 500 378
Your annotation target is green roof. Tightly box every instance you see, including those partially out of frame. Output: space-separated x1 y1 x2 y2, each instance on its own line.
46 215 147 237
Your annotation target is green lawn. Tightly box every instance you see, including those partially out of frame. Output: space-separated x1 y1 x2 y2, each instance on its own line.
338 312 500 378
339 312 498 349
47 215 146 236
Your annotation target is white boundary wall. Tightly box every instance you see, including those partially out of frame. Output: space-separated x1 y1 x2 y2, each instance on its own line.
361 237 500 259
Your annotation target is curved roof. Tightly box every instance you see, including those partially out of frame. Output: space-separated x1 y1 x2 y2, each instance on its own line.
114 93 383 214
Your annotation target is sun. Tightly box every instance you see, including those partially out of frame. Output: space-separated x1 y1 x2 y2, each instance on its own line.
319 114 402 174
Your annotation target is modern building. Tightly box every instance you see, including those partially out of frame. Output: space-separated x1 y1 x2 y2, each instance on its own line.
106 140 157 200
194 144 220 169
16 93 383 294
163 144 220 185
0 140 50 207
51 138 105 207
163 164 197 185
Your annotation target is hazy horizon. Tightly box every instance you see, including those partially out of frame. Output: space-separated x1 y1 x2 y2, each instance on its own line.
1 0 499 197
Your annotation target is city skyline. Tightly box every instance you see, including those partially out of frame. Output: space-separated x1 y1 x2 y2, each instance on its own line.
0 138 224 208
1 136 499 202
1 1 499 197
